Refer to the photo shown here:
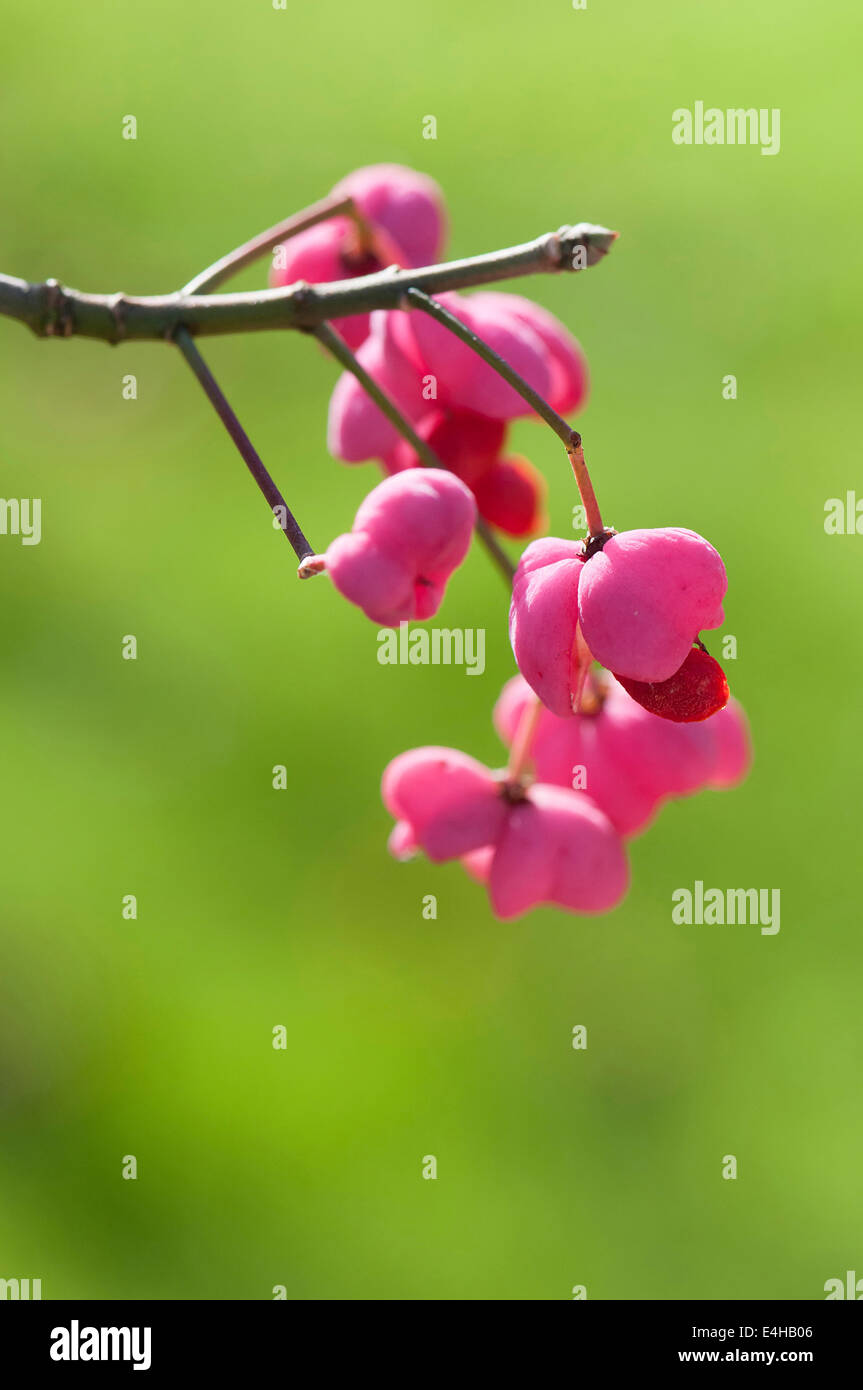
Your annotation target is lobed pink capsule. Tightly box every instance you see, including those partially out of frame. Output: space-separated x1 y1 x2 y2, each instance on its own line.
325 469 476 626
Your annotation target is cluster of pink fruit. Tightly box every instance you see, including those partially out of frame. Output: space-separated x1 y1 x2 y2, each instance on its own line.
281 164 750 920
272 164 587 538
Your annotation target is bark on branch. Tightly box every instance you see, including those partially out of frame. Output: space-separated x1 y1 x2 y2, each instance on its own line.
0 223 616 345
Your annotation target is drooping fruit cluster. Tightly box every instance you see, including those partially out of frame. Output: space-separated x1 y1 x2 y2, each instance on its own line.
273 164 587 537
295 164 750 921
383 747 629 920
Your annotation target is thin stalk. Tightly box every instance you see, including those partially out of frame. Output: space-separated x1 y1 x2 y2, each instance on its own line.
181 194 358 295
405 287 576 446
174 327 316 572
507 696 543 781
567 435 604 538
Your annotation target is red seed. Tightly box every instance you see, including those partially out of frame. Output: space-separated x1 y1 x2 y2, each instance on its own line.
614 647 730 723
473 456 547 537
390 409 506 487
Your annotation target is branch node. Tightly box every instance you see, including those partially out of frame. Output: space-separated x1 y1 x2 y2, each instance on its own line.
42 279 74 338
546 230 567 269
108 292 130 344
290 280 320 329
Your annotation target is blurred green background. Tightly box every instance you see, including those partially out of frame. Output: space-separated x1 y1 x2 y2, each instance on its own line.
1 0 860 1301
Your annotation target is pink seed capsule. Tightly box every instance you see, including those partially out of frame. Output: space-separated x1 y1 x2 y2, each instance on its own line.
381 744 629 919
325 469 476 626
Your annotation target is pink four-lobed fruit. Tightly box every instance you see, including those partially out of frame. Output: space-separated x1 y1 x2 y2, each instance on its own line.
325 469 476 626
382 746 629 919
494 674 751 837
576 527 727 682
270 164 447 348
509 527 730 722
